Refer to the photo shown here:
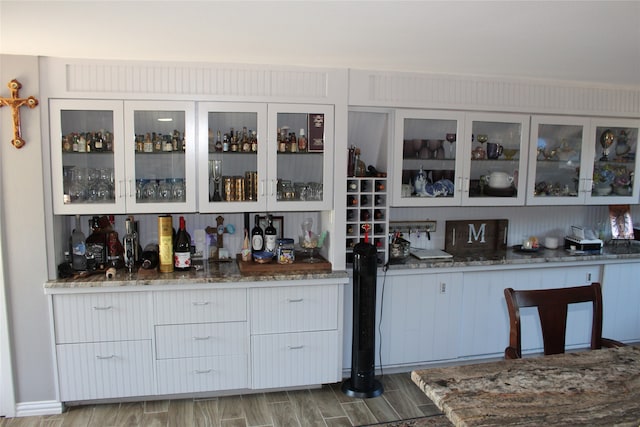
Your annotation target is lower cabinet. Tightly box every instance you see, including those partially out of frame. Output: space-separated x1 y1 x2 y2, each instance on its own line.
249 285 342 389
48 281 345 402
602 263 640 342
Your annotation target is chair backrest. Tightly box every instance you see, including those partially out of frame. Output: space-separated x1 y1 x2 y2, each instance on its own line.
504 282 605 359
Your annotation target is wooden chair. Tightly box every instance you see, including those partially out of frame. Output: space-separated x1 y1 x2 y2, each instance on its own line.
504 282 625 359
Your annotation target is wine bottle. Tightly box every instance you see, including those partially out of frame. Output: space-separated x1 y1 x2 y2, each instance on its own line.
140 244 159 270
264 215 277 253
174 216 192 271
251 214 264 253
70 215 87 271
86 216 107 270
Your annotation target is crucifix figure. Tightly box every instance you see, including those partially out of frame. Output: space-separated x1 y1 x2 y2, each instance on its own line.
0 79 39 149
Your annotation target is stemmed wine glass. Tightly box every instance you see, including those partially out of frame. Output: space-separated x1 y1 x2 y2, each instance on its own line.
476 134 488 158
209 160 222 201
445 133 456 159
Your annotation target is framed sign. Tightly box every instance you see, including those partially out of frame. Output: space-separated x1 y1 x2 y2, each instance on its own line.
609 204 634 240
307 113 325 152
444 219 509 256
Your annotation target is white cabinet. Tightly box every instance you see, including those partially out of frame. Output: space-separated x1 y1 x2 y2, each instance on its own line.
391 110 529 206
50 100 196 214
198 102 334 212
377 272 462 366
153 289 248 394
528 116 640 205
249 285 341 389
459 265 601 358
51 292 154 401
601 263 640 342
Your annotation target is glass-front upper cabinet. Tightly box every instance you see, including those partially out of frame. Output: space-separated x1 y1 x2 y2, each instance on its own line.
51 100 196 214
527 116 590 205
267 104 334 211
197 102 268 213
585 118 640 205
198 103 333 212
50 100 126 214
528 116 639 205
124 101 196 213
392 110 465 206
463 113 530 206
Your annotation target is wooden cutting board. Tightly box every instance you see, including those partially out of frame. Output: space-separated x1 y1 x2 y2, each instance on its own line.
236 254 332 275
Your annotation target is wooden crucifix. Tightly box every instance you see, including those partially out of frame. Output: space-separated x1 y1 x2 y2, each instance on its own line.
0 79 39 149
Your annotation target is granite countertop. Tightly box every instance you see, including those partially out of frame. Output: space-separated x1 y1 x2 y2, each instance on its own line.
45 258 348 289
388 241 640 270
412 345 640 426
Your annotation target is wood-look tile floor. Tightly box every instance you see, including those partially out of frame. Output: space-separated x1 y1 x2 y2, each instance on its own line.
0 372 448 427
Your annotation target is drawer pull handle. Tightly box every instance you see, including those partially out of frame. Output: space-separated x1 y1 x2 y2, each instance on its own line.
96 355 115 360
192 336 211 341
288 345 304 350
92 306 113 311
287 298 304 303
192 301 210 306
194 369 212 374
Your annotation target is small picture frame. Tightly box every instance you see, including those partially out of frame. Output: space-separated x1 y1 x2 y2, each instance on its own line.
609 204 634 240
258 215 284 239
307 113 325 152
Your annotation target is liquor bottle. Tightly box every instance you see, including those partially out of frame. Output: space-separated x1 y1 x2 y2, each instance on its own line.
158 215 173 273
222 134 229 152
140 244 159 270
85 216 107 270
250 130 257 152
70 215 87 271
106 215 124 268
215 130 223 152
123 217 136 272
93 131 104 151
251 214 264 253
298 128 307 152
174 216 192 271
264 215 277 254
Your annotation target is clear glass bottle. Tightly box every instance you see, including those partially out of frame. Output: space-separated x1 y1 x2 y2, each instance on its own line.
70 215 87 271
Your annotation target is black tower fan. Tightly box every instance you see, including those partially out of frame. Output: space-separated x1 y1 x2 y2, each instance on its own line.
342 235 384 398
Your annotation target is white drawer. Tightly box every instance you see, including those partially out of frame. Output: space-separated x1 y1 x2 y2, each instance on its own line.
56 340 153 401
154 288 246 324
53 292 151 343
251 331 340 389
250 285 339 334
156 355 248 394
155 322 247 359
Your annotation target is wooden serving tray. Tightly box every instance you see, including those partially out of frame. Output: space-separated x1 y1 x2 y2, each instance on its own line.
236 254 331 275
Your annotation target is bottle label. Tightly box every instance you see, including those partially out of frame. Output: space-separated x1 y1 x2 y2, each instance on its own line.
265 235 276 252
174 252 191 269
252 235 263 251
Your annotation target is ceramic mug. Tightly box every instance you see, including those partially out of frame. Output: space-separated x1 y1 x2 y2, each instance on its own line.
487 142 503 159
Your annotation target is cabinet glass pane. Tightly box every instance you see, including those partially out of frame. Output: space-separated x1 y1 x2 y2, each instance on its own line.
206 112 259 204
132 110 187 204
532 124 583 198
401 118 457 199
592 126 637 197
469 120 522 198
276 112 324 202
60 110 116 205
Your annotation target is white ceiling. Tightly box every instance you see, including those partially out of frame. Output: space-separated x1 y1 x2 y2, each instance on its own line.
1 0 640 88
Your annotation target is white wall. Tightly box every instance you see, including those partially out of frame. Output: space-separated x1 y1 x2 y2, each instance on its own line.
0 55 55 406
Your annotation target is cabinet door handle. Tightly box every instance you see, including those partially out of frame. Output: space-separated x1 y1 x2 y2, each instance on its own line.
259 179 266 197
270 179 276 197
194 369 213 374
118 180 125 198
96 354 115 360
192 336 211 341
129 179 135 198
287 298 303 303
192 301 210 306
288 345 304 350
92 305 112 311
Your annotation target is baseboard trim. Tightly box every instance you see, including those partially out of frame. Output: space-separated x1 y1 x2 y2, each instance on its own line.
15 400 64 417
